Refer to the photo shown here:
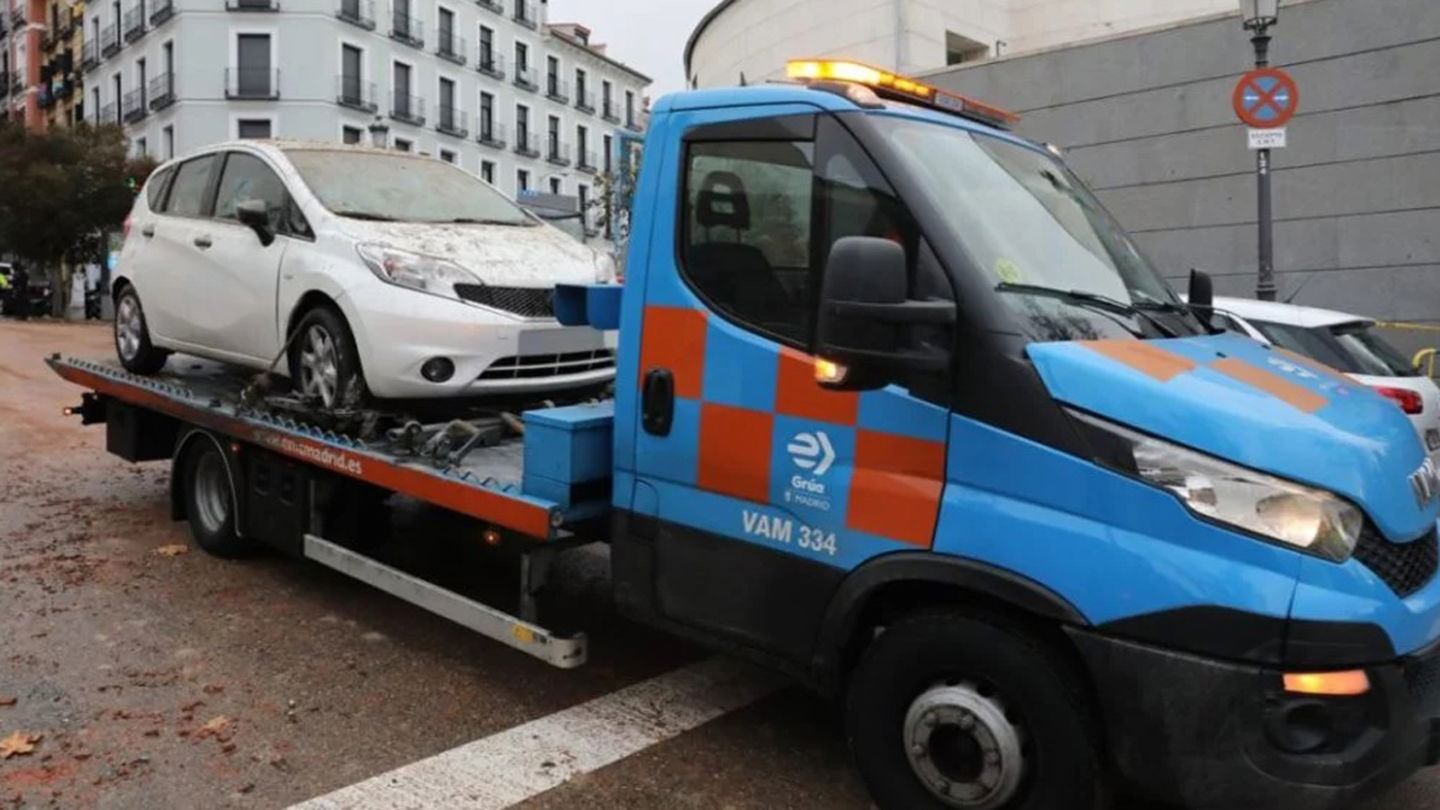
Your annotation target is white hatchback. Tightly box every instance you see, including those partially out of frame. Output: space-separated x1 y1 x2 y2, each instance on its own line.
113 140 618 407
1210 296 1440 460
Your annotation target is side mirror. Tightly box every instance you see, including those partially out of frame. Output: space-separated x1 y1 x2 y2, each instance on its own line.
236 199 276 247
1188 268 1214 328
814 236 954 390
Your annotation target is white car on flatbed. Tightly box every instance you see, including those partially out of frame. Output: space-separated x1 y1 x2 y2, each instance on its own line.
113 140 618 407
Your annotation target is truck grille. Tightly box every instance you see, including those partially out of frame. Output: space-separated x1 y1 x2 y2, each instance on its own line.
454 284 555 319
1354 525 1437 598
478 349 615 380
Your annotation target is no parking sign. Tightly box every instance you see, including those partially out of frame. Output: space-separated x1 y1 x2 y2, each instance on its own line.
1233 67 1299 129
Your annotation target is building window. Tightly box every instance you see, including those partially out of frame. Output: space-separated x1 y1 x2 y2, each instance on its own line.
163 125 174 158
480 90 494 138
439 148 456 164
438 76 459 132
340 43 364 107
576 123 587 165
516 103 529 149
603 133 612 173
237 118 272 139
135 137 147 156
233 33 273 98
342 125 363 144
547 114 559 157
625 89 635 126
437 7 457 58
577 183 589 226
575 67 586 105
546 54 559 96
945 31 988 65
478 25 494 70
517 168 529 191
515 41 528 73
548 176 560 194
480 160 495 183
394 137 412 152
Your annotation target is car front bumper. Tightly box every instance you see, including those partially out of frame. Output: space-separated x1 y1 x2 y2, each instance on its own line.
1068 627 1440 810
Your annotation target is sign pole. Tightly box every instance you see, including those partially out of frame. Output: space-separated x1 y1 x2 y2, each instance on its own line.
1252 27 1276 301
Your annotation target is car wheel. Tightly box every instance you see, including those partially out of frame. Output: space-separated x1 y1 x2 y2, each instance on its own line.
289 306 367 410
846 608 1106 810
114 285 170 375
180 437 259 558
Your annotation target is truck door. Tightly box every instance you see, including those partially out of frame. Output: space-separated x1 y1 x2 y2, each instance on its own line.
623 110 955 660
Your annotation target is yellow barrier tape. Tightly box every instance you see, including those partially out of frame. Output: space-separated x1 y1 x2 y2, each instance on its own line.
1415 348 1437 379
1377 321 1440 333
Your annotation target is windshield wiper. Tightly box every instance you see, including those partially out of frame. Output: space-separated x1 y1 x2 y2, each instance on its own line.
445 217 529 226
996 282 1181 339
337 211 398 222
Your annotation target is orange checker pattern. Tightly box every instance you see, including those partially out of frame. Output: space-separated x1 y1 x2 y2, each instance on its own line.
1211 357 1328 413
640 306 708 399
846 430 947 548
776 347 859 425
1080 340 1197 382
698 403 774 503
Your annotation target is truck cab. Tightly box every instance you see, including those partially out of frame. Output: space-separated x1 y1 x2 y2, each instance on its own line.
608 61 1440 809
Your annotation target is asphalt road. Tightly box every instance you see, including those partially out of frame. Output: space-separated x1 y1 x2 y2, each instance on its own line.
0 319 1436 810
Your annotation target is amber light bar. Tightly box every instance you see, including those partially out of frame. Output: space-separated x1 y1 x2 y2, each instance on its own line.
785 58 1021 129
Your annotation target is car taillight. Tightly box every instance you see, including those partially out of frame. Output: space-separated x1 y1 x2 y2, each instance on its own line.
122 215 132 240
1374 386 1423 414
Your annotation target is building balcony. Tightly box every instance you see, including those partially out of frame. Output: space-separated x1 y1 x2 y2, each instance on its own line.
226 0 279 10
436 31 466 65
122 5 145 42
335 0 373 28
99 101 117 125
100 24 120 58
624 117 643 133
476 50 504 80
436 105 467 138
577 150 597 174
513 132 538 158
477 121 505 149
389 10 422 48
225 67 279 99
390 91 425 126
148 72 175 109
546 141 570 167
122 88 146 122
545 78 567 104
512 65 536 92
477 0 501 14
601 104 618 124
336 76 376 112
575 89 594 114
512 0 536 29
150 0 174 25
81 40 99 71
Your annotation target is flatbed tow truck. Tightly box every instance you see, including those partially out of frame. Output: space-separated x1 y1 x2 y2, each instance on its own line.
53 61 1440 810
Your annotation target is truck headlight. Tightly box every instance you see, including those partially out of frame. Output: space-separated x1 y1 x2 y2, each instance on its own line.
1073 411 1363 561
357 243 482 302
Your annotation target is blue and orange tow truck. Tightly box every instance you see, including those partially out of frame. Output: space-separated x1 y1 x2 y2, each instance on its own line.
52 60 1440 809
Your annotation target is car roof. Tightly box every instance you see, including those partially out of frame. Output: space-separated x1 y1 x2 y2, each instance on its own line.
1211 296 1372 329
154 139 409 172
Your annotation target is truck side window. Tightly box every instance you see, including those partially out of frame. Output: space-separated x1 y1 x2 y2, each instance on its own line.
682 139 815 346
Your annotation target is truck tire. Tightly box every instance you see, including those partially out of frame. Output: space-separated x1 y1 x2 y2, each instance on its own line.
114 285 170 375
288 306 367 411
845 608 1105 810
180 438 259 558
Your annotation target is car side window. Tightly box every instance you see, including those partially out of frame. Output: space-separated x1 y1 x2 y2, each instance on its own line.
214 152 290 232
166 155 219 219
145 167 175 212
682 139 815 345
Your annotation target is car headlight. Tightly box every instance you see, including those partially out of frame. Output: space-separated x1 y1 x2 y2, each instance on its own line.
357 243 482 302
1073 411 1363 561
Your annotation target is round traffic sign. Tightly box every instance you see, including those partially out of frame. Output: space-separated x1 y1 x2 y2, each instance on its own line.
1233 67 1299 129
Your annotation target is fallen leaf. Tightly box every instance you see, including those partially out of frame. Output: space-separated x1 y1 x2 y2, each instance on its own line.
0 731 40 759
202 684 224 695
194 716 232 740
0 697 15 707
153 544 189 557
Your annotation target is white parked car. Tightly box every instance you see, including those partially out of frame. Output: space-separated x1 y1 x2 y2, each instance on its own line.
1209 296 1440 459
113 140 618 407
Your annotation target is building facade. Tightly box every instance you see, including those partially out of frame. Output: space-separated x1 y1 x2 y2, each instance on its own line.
2 0 45 128
927 0 1440 351
39 0 85 128
685 0 1242 89
81 0 649 215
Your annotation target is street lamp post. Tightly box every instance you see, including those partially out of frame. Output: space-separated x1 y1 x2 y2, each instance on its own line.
1241 0 1280 300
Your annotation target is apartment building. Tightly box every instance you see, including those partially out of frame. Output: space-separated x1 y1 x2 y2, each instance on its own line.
80 0 650 225
39 0 84 128
2 0 44 129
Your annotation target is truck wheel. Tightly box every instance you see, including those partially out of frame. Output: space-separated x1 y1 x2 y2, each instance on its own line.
845 609 1105 810
180 438 258 558
288 306 367 410
114 285 170 375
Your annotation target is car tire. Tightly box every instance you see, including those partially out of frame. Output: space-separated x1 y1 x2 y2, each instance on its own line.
114 284 170 375
288 305 367 410
180 437 259 558
845 608 1106 810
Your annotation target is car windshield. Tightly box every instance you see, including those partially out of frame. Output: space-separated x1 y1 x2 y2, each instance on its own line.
1248 319 1412 377
880 116 1201 340
1331 322 1414 377
283 149 534 225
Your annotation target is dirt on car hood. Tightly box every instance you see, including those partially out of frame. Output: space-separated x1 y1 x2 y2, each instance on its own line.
343 219 602 287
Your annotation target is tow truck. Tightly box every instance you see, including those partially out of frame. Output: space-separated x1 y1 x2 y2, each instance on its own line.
52 60 1440 810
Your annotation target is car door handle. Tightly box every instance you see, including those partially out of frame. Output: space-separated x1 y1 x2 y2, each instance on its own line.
193 235 213 249
141 224 155 238
642 368 674 436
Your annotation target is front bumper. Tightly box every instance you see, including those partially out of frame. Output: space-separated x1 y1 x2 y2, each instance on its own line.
1068 627 1440 810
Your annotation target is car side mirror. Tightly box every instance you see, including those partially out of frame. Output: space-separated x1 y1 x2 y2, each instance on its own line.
1188 268 1214 328
236 199 276 247
814 236 954 391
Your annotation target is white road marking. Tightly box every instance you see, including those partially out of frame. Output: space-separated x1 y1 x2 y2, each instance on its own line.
288 657 787 810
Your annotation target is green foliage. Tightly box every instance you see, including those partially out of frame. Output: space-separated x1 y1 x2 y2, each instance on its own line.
0 123 156 267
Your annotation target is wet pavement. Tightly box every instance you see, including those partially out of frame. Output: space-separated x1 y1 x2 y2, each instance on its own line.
0 319 1436 809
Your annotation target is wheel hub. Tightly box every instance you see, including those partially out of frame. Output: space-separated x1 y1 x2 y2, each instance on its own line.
191 451 230 534
116 297 142 360
299 326 340 407
903 683 1025 809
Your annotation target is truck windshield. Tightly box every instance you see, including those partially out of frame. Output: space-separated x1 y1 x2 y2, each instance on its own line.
284 149 534 226
879 116 1201 340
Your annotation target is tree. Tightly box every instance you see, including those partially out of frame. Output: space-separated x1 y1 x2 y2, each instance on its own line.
587 139 642 251
0 123 155 314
